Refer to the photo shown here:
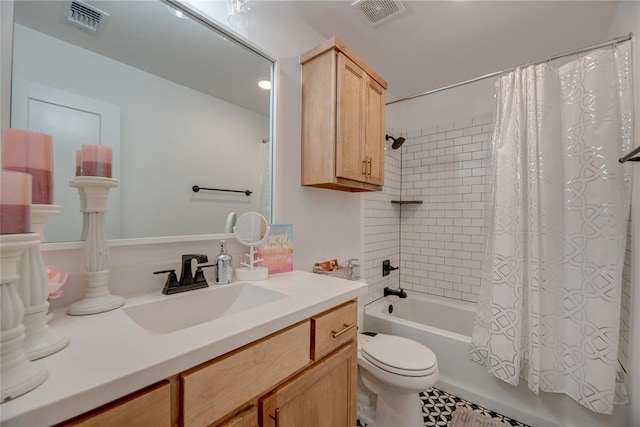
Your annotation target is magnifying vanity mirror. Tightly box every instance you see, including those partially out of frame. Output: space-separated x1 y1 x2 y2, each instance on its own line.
233 212 270 281
9 0 274 243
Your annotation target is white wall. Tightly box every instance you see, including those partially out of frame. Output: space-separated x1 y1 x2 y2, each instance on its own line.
607 2 640 426
0 0 13 129
13 24 268 239
386 79 495 137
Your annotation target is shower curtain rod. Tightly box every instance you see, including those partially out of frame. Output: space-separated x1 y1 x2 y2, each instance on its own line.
386 33 633 106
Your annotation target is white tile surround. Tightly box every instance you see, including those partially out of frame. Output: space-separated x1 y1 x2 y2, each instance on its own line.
364 113 493 304
399 115 493 302
363 147 401 304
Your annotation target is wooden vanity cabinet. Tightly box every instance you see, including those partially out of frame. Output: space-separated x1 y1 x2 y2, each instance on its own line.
301 37 387 192
259 342 357 427
180 321 311 426
181 300 357 427
56 301 357 427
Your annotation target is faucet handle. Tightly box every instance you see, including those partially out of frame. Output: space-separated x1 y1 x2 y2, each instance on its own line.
193 264 216 284
154 269 179 294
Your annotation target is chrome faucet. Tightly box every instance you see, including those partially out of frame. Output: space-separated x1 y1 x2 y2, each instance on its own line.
154 254 212 295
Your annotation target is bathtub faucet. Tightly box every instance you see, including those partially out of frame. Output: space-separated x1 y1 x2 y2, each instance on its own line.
384 287 407 299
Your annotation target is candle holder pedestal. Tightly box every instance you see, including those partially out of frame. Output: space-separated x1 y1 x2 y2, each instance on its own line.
18 204 70 360
0 233 48 402
68 177 124 316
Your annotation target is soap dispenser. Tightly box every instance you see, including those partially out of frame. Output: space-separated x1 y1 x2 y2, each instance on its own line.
215 240 233 284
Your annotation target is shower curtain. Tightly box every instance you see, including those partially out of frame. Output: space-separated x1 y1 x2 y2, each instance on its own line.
469 41 633 414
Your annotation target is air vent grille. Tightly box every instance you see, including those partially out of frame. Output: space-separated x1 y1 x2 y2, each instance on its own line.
353 0 406 25
67 0 109 33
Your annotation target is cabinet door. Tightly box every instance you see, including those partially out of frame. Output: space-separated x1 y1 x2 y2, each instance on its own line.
336 53 366 183
364 77 385 186
260 342 357 427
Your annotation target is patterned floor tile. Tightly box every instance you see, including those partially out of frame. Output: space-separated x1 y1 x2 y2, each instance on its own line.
357 387 530 427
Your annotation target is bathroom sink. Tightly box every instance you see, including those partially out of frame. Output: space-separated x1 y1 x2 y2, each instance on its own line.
123 283 288 335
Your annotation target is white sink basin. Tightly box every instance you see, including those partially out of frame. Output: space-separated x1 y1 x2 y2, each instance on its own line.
123 283 288 335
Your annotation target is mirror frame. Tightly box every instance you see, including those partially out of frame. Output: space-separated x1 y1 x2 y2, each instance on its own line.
6 0 277 249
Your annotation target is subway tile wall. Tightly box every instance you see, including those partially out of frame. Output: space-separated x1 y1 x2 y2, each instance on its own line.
362 146 401 304
399 114 493 302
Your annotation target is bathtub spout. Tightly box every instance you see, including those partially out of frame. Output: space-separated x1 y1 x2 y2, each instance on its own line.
384 287 407 298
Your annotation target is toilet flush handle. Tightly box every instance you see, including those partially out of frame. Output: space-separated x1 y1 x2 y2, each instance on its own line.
331 322 356 339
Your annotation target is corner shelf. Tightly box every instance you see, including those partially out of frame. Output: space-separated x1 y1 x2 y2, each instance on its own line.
390 200 423 205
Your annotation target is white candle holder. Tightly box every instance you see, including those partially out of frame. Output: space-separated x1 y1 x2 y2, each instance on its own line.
18 204 70 360
67 177 124 316
0 233 48 402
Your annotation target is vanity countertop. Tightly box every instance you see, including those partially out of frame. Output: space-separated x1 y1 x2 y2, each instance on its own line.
0 270 367 427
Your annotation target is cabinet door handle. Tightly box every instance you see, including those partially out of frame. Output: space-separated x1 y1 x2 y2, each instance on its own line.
269 408 280 427
367 157 372 177
362 159 367 175
331 322 356 338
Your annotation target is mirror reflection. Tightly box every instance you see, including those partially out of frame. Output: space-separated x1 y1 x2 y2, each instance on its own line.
233 212 269 246
10 0 273 243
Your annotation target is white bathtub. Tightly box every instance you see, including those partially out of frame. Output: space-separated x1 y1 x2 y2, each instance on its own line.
363 291 628 427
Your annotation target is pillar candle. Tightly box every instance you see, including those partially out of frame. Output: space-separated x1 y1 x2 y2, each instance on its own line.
81 144 112 178
2 129 53 204
0 170 32 234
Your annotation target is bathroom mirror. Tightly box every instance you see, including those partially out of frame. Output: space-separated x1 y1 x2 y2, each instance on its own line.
9 0 273 243
233 212 270 247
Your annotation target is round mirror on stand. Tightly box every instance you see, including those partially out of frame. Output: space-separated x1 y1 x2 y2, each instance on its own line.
233 212 270 280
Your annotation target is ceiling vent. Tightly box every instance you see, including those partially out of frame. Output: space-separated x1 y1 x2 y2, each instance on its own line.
65 0 109 33
352 0 406 26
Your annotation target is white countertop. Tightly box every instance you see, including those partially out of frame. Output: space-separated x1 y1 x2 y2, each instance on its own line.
1 271 367 427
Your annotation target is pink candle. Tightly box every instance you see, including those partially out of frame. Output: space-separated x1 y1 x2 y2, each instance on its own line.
81 144 112 177
2 129 53 204
0 170 32 234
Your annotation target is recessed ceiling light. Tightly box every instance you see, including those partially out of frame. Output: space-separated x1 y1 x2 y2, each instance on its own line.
257 79 271 90
167 5 188 19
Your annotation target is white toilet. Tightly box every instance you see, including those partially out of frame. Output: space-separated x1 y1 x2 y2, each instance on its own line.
357 333 438 427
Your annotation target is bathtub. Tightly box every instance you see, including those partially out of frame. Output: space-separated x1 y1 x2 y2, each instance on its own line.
363 291 628 427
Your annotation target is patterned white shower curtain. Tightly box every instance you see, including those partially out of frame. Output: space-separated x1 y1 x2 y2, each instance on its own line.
469 41 633 414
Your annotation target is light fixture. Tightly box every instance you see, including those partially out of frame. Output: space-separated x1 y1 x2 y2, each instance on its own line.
257 79 271 90
167 5 188 19
228 0 253 29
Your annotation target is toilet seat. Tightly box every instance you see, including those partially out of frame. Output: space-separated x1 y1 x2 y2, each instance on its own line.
361 334 437 377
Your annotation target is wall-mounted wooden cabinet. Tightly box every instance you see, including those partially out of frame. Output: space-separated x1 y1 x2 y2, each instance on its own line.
300 38 387 192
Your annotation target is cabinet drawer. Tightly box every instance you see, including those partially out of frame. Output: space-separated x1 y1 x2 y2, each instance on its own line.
59 381 171 427
311 300 357 361
181 321 310 426
215 405 257 427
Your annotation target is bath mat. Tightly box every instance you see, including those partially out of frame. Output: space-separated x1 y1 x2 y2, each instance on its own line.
449 407 512 427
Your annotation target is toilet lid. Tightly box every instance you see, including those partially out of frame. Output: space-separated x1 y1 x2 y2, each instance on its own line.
361 334 437 376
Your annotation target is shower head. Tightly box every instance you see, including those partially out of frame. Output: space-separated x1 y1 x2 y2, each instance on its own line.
385 134 406 150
